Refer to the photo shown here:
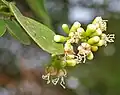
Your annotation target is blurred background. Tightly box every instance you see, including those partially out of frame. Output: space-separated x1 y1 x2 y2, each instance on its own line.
0 0 119 95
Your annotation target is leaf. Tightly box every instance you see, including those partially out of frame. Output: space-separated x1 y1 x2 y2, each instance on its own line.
25 0 52 28
5 19 31 45
0 20 6 36
9 3 64 54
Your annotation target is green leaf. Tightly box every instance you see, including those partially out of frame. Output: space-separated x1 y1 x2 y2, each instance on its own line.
25 0 52 28
5 19 31 45
0 20 6 36
9 3 64 54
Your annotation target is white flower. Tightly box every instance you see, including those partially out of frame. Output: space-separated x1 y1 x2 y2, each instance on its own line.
103 34 115 46
93 17 108 32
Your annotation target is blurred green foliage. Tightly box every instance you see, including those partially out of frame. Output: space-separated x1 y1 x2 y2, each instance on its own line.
0 20 6 36
25 0 52 28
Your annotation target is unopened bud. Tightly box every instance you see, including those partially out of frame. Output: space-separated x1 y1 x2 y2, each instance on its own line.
97 40 105 46
101 33 107 40
54 35 68 42
88 36 100 45
90 28 102 37
67 54 75 59
70 21 81 32
66 59 77 66
62 24 69 34
60 61 67 68
92 16 102 24
85 24 97 36
69 32 74 37
87 52 94 60
91 46 98 52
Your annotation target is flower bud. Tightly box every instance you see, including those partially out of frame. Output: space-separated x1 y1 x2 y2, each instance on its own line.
96 40 105 46
66 59 77 66
62 24 69 34
69 32 74 37
67 54 75 59
101 33 107 40
90 28 102 37
92 17 102 24
60 61 67 68
70 21 81 32
85 24 97 36
88 36 100 45
54 35 68 42
91 46 98 52
87 52 94 60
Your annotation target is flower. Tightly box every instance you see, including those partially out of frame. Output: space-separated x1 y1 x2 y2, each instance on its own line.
43 16 115 89
92 17 107 32
76 43 91 63
42 66 67 89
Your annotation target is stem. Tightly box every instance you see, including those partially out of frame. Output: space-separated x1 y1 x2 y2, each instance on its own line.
0 11 13 16
1 0 9 6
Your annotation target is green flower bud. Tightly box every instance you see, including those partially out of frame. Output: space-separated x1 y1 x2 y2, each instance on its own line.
85 24 97 36
60 61 67 68
87 52 94 60
88 36 100 45
96 40 105 46
91 46 98 52
70 21 81 32
62 24 69 34
101 33 107 40
90 28 102 37
66 59 77 66
69 32 74 37
92 17 102 24
54 35 68 42
67 54 75 59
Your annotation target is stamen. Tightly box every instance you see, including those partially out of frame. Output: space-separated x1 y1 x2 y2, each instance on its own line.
106 34 115 43
42 74 51 84
52 77 59 85
60 77 66 89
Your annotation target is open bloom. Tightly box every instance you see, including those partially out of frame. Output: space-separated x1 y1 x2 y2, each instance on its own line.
42 66 67 88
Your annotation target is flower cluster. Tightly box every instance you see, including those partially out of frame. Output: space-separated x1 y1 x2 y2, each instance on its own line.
42 17 115 88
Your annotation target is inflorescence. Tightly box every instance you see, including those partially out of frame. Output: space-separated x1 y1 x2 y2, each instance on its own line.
42 17 115 88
